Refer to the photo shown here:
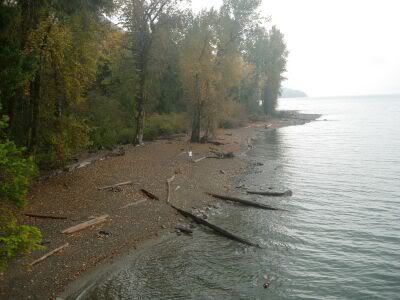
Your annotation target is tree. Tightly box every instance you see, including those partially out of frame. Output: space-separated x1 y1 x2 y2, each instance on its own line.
118 0 182 145
1 0 115 166
262 26 288 114
179 10 217 142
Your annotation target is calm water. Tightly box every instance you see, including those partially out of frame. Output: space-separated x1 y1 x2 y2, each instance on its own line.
76 95 400 299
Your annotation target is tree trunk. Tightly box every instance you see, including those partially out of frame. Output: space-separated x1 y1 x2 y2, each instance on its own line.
26 18 53 152
133 79 145 145
28 74 41 152
191 74 201 142
6 96 16 132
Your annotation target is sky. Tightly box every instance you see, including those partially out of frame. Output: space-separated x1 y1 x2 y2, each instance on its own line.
191 0 400 97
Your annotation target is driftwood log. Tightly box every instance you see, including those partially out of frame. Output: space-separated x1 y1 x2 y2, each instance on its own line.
166 175 175 203
209 151 234 159
61 215 109 234
170 205 260 248
193 156 207 163
119 199 147 209
24 213 67 220
97 181 133 191
30 243 69 266
208 193 280 211
141 189 160 200
247 190 293 197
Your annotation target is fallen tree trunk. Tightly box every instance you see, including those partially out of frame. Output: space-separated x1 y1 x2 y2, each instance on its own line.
170 205 260 248
247 190 292 197
30 243 69 266
97 181 132 191
24 213 67 220
141 189 159 200
208 193 280 211
61 215 109 234
166 175 175 203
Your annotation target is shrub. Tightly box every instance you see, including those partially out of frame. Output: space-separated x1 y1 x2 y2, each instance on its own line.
0 107 41 270
116 127 134 145
144 113 188 141
0 142 37 207
0 209 43 270
36 116 91 169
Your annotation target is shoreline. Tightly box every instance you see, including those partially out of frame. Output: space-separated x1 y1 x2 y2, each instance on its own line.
0 111 321 299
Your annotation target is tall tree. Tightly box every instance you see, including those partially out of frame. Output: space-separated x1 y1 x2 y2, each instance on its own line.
262 26 288 114
119 0 182 145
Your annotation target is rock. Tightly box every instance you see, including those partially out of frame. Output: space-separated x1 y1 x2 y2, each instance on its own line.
175 224 193 235
98 230 111 237
111 186 122 192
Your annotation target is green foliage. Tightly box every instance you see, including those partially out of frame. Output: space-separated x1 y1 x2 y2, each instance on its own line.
144 113 188 141
36 116 91 168
0 105 37 207
87 30 136 149
0 106 40 270
0 141 37 207
220 101 248 129
0 209 42 271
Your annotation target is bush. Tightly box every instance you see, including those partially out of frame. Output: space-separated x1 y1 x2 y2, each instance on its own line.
144 113 188 141
0 209 43 270
36 116 91 169
117 127 134 145
0 142 37 207
0 107 41 270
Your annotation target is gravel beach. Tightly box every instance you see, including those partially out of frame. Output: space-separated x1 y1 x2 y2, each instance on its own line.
0 112 320 299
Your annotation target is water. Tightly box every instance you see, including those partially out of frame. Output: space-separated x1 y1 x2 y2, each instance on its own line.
78 95 400 299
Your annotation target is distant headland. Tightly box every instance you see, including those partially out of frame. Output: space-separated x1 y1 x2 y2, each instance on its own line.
280 87 308 98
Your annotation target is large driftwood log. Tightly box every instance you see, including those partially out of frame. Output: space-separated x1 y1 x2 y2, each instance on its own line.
24 213 67 220
247 190 292 197
61 215 109 234
30 243 69 266
170 205 260 248
208 193 280 211
97 181 133 191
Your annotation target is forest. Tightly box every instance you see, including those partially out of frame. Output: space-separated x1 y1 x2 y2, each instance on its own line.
0 0 287 269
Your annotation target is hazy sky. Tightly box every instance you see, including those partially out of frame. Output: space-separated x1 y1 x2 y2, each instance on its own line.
191 0 400 97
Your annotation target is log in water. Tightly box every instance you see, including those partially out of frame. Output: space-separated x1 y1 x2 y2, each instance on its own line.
246 190 293 197
170 205 261 248
208 193 280 210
